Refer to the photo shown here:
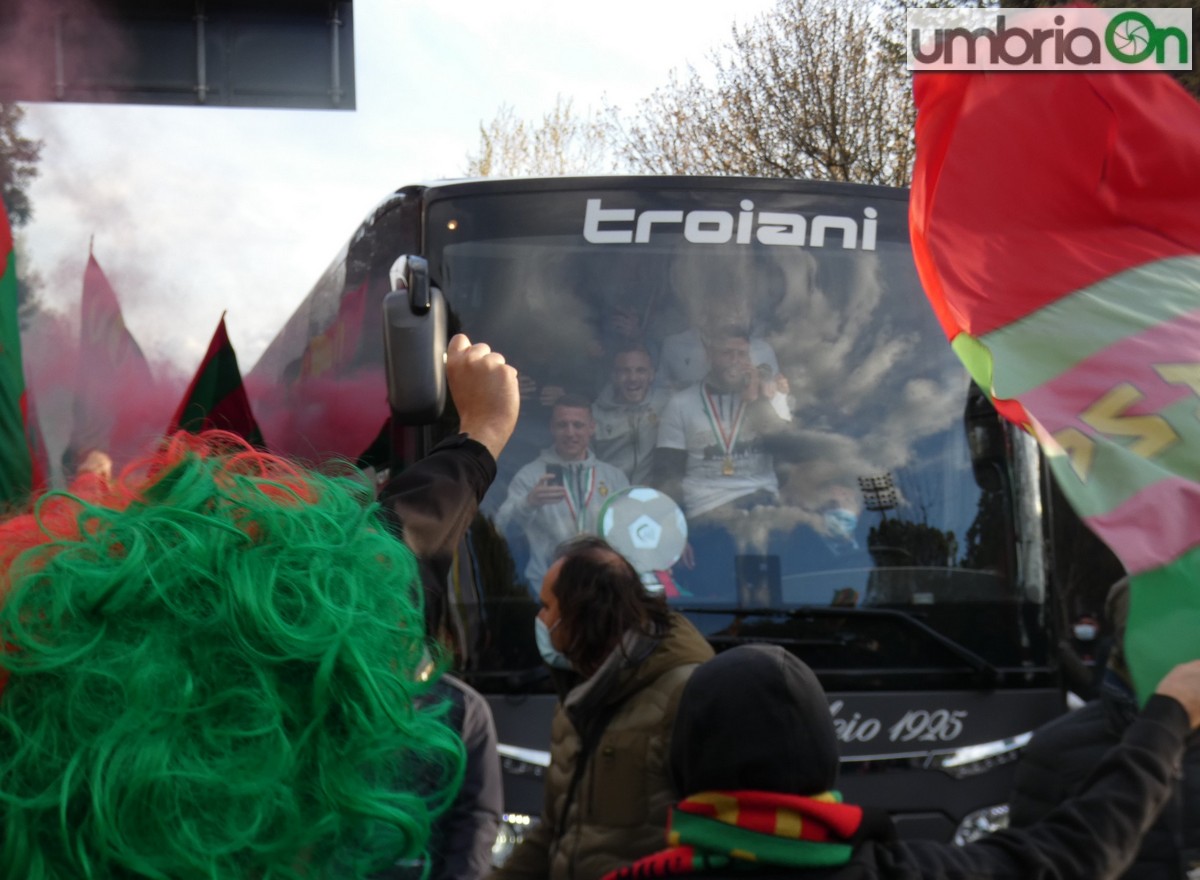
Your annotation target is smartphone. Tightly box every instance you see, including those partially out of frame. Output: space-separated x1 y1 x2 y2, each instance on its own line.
545 464 565 486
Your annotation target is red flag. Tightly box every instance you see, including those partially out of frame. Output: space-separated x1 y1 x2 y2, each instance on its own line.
67 247 157 470
910 69 1200 698
169 315 265 447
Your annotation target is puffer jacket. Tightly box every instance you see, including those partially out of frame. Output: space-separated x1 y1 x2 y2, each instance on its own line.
1010 672 1200 879
489 613 713 880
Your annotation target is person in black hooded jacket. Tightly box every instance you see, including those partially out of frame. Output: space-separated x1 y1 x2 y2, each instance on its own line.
1009 577 1200 879
373 333 517 880
603 644 1200 880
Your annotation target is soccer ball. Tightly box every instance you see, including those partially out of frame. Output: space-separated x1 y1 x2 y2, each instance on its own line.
599 487 688 573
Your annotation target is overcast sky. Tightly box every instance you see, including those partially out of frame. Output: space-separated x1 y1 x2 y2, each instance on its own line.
19 0 777 378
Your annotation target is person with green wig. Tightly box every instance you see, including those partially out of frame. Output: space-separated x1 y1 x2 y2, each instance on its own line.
0 333 521 880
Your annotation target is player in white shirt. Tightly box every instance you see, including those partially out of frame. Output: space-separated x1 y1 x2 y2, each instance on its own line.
658 326 780 392
654 328 792 519
496 395 629 588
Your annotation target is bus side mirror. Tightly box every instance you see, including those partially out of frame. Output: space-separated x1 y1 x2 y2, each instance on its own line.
963 382 1007 492
383 255 447 424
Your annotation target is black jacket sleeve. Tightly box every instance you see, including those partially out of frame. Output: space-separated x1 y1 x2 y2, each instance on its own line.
376 435 498 637
1008 700 1111 829
377 434 497 573
860 695 1190 880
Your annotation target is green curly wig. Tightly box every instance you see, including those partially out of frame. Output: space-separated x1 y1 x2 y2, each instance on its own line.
0 432 464 879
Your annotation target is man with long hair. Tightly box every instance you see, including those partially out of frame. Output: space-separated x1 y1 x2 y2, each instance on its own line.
490 535 713 880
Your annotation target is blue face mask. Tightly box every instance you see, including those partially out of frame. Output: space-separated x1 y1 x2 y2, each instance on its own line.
535 617 572 670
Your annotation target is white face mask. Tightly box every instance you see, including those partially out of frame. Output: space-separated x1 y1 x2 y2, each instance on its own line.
535 617 572 670
1074 624 1098 642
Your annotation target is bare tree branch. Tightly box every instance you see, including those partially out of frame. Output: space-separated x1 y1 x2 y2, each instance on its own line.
465 95 621 177
615 0 915 186
466 0 919 186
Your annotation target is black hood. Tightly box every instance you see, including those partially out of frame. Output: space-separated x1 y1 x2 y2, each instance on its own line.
669 644 840 797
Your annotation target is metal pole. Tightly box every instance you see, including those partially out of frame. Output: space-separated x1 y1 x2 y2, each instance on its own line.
195 1 208 104
54 12 65 100
329 2 342 108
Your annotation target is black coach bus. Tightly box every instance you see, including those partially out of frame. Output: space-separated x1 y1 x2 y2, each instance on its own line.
248 176 1086 852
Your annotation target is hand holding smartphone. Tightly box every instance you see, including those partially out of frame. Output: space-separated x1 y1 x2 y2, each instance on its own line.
527 465 567 507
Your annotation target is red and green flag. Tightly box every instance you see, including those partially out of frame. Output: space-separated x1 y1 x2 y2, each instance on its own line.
0 204 47 506
68 246 157 468
169 314 265 448
910 70 1200 699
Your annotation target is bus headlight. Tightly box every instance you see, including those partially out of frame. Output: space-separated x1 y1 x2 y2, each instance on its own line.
492 813 536 866
930 731 1031 779
953 803 1009 845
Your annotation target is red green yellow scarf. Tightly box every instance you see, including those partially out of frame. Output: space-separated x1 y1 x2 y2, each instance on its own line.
602 790 862 880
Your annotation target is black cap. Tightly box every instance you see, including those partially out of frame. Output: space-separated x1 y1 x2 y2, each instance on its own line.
669 644 840 797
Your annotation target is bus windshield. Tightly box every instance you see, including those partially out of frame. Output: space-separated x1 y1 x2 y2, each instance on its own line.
418 179 1049 687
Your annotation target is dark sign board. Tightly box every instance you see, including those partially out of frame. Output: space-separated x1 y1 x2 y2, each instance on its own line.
0 0 355 110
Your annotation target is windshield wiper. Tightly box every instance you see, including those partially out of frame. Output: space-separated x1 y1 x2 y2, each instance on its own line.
675 604 1003 685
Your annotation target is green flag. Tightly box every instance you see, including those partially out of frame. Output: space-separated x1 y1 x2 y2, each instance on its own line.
0 203 45 507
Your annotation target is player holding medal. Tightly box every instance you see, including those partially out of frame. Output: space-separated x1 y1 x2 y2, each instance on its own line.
653 324 791 520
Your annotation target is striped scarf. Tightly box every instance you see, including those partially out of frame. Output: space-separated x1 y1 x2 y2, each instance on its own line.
601 790 863 880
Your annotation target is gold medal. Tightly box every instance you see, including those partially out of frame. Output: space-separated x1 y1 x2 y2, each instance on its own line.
703 386 745 480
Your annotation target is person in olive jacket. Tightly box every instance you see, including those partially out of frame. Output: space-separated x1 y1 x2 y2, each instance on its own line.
489 535 714 880
604 644 1200 880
